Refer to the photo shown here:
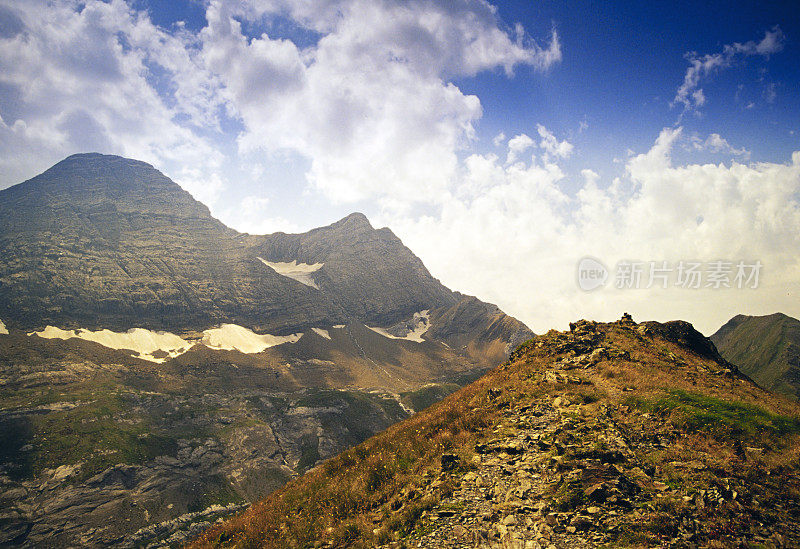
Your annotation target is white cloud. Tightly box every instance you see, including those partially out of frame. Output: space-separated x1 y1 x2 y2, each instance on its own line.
383 127 800 335
689 133 750 158
506 133 534 164
536 124 573 162
219 194 301 234
764 82 777 103
673 26 784 114
201 0 561 208
0 0 561 213
492 132 506 147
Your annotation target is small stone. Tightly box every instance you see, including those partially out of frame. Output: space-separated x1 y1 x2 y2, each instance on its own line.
587 506 601 514
441 453 460 471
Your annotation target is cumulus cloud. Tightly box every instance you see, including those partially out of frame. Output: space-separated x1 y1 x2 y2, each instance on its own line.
200 0 561 207
673 26 784 115
0 0 561 212
689 133 750 158
0 0 225 199
536 124 573 162
383 127 800 334
506 133 534 164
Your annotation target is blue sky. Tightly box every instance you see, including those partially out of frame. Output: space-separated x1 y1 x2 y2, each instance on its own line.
0 0 798 333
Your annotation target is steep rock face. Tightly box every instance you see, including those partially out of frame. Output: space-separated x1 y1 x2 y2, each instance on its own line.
711 312 800 399
0 154 525 352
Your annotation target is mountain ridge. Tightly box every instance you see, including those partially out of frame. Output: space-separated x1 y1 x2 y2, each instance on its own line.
0 153 514 343
711 312 800 400
193 316 800 548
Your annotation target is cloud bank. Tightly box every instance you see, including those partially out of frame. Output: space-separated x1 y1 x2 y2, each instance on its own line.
384 127 800 334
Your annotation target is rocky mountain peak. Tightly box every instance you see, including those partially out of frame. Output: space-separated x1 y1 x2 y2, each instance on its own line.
331 212 373 230
1 151 213 220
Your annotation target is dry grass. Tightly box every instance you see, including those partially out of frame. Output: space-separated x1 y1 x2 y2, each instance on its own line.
191 321 800 548
192 359 521 548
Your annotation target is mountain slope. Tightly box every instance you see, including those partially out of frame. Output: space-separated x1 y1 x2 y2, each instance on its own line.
0 154 457 333
0 153 533 547
711 312 800 400
194 316 800 548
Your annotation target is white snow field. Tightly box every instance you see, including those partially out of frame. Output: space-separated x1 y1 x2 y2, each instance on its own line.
367 310 430 343
257 257 323 289
201 324 302 353
31 323 305 361
312 328 332 340
31 326 190 363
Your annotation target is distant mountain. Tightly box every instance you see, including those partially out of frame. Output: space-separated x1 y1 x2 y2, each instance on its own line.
711 312 800 400
0 153 533 547
194 316 800 548
0 153 530 365
0 153 451 332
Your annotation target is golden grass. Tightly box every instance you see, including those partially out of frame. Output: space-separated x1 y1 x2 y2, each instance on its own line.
191 321 800 548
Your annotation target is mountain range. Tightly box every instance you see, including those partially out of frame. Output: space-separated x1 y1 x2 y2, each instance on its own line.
0 154 532 547
3 153 798 548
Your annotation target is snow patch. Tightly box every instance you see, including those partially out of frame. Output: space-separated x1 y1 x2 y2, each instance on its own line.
0 319 7 335
30 323 303 361
367 310 430 343
333 324 345 329
257 257 323 289
31 326 190 363
312 328 331 340
201 324 302 353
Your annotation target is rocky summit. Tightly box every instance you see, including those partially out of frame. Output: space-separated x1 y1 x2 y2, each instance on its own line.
194 315 800 549
0 154 532 547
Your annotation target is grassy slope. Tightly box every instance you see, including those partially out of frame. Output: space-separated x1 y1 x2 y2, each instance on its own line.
711 313 800 399
192 320 800 548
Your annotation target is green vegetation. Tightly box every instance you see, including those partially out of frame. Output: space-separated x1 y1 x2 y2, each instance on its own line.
27 392 184 482
187 476 246 513
632 389 800 442
297 433 321 472
297 389 409 444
